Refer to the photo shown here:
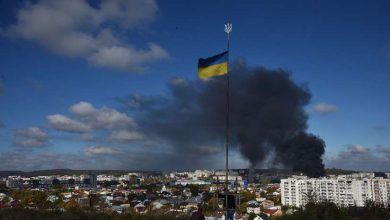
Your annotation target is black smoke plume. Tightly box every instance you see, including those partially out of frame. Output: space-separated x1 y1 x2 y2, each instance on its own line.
126 62 325 177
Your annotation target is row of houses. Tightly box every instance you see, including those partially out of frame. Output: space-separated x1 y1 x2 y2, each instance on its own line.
6 175 98 188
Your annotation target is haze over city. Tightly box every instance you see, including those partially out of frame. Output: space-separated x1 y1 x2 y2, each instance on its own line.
0 0 389 172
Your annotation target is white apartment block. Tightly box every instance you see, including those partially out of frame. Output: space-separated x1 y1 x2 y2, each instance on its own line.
171 170 213 180
6 176 23 188
213 171 243 182
281 175 390 207
97 175 118 182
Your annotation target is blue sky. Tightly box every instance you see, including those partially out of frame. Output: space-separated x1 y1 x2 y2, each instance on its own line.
0 0 389 171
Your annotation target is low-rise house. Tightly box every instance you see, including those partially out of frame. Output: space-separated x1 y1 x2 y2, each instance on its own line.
0 201 10 209
152 200 164 210
253 216 265 220
105 196 114 206
112 196 127 205
112 205 126 214
47 195 59 203
134 203 147 213
184 201 198 210
262 200 274 209
256 197 266 202
247 200 261 214
62 192 72 203
0 193 6 201
77 197 90 208
262 208 282 217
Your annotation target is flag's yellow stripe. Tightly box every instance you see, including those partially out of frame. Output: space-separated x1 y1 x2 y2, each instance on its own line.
198 62 228 79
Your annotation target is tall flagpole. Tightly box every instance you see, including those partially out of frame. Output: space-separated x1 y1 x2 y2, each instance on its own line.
224 22 232 219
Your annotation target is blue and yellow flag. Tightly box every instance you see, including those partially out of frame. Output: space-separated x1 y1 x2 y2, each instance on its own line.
198 51 228 79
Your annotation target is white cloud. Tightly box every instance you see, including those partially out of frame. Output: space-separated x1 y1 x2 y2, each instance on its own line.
70 102 138 130
2 0 168 71
124 94 145 109
0 150 142 170
47 114 90 133
98 0 158 27
89 44 168 71
15 127 48 148
89 107 138 129
120 94 163 110
0 152 87 171
16 127 47 139
84 146 121 156
313 103 338 114
169 77 189 87
347 144 369 154
376 145 390 155
48 102 138 135
16 139 45 148
109 130 144 142
326 144 390 171
69 101 95 116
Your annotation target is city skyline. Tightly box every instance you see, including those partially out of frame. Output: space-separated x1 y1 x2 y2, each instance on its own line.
0 0 389 171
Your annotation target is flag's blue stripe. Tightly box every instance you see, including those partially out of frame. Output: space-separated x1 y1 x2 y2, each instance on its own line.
198 51 228 68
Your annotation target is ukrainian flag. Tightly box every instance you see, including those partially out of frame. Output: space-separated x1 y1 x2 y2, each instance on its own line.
198 51 228 79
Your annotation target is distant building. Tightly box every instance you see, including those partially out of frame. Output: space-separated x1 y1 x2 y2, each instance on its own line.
192 170 213 179
262 200 275 209
6 176 23 188
247 201 261 214
97 175 118 182
350 173 376 179
213 171 243 182
82 174 97 187
171 170 213 180
281 175 390 207
77 197 90 208
90 174 97 187
134 203 147 213
262 208 282 217
175 179 211 186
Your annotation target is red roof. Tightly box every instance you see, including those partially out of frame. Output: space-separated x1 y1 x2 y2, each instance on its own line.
0 203 10 209
262 209 279 215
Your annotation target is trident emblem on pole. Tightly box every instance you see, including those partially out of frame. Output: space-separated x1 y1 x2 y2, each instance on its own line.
225 23 232 34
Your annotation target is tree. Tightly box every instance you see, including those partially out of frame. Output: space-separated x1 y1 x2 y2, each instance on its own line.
189 184 199 197
238 202 248 214
202 191 213 202
205 194 219 214
52 178 60 186
89 194 100 207
31 191 49 209
11 189 49 209
239 190 256 203
64 199 79 209
2 196 10 203
68 179 75 185
266 187 275 194
248 213 257 220
303 189 317 204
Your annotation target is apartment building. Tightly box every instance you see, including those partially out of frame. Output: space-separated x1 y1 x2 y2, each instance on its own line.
281 175 390 207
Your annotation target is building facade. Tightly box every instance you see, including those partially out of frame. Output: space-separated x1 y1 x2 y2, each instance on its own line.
281 175 390 207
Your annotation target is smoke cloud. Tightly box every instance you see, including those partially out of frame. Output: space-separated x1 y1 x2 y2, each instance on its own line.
126 62 325 177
